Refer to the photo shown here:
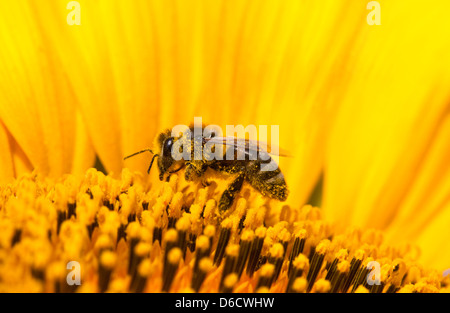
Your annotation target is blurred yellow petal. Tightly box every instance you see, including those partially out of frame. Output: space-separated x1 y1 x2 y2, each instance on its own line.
415 203 450 271
0 121 14 183
70 111 96 176
10 136 34 178
27 0 124 175
0 1 94 177
386 111 450 269
323 0 450 267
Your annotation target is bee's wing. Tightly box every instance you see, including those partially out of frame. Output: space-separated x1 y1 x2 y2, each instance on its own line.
203 137 291 157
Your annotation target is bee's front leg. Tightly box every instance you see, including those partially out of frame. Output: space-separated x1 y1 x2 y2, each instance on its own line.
219 172 245 212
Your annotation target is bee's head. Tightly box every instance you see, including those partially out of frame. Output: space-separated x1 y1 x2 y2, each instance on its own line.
123 129 176 181
157 135 175 180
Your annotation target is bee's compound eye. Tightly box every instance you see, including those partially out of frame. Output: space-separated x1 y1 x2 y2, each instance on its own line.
163 137 174 156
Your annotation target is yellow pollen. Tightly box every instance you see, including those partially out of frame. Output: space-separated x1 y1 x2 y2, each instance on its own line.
100 251 117 269
260 263 275 277
241 229 254 242
168 248 182 265
134 242 152 257
312 278 331 293
198 258 213 272
269 243 284 259
196 235 210 251
316 239 331 255
336 249 348 261
165 229 179 243
293 254 309 270
175 216 191 232
256 287 270 293
292 278 307 293
337 260 350 273
225 244 240 258
138 259 152 277
354 285 370 293
223 273 238 289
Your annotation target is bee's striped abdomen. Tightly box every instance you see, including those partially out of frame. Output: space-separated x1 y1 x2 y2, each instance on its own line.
244 157 288 201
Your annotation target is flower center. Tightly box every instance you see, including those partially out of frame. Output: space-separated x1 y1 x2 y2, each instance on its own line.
0 168 444 293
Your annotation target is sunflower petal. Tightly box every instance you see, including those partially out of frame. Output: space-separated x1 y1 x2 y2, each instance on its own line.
0 1 91 177
0 121 14 183
323 1 450 235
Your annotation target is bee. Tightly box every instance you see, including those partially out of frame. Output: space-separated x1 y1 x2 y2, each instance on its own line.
124 125 288 211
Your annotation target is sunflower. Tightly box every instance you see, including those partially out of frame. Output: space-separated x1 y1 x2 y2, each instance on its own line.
0 0 449 293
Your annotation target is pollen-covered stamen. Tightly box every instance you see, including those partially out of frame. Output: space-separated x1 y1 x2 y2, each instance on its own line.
350 257 373 293
213 218 232 266
163 228 179 256
187 204 203 252
256 263 275 290
291 277 308 293
385 258 407 293
130 259 151 293
222 273 238 293
175 216 191 258
151 199 166 244
342 249 365 292
31 248 49 282
129 242 151 287
219 244 240 292
192 235 211 287
192 257 213 292
277 229 291 259
140 211 155 243
325 249 348 282
267 243 285 286
246 226 266 277
47 261 65 293
235 230 254 279
126 222 142 275
286 254 309 293
329 260 350 293
306 239 330 292
94 233 114 255
203 224 216 254
167 192 183 229
370 264 391 293
98 250 116 293
162 247 182 292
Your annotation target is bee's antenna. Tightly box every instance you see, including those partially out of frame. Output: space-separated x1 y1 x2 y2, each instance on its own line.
123 149 154 160
147 154 159 174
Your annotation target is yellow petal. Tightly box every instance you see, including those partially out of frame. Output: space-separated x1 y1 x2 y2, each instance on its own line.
0 121 14 183
0 1 93 177
385 111 450 268
415 203 450 271
323 0 450 232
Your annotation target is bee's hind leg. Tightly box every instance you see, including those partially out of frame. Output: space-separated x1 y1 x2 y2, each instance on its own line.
219 173 245 212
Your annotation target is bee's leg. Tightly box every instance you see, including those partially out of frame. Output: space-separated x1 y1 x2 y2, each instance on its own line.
185 161 206 181
219 173 245 212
